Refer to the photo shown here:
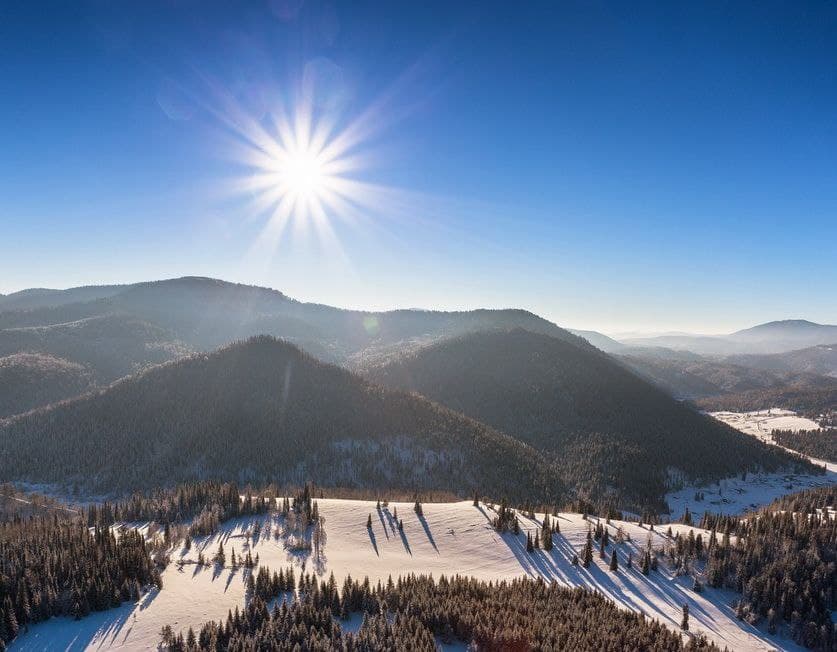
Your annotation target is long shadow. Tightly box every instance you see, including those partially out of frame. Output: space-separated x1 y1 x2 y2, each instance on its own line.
398 525 412 555
416 513 438 553
367 526 379 556
376 507 390 540
12 584 162 651
224 566 239 593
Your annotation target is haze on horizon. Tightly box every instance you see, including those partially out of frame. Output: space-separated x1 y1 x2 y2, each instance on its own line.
2 1 836 334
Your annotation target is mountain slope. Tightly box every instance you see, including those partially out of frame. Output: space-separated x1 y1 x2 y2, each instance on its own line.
364 329 808 510
726 343 837 378
0 313 190 383
0 336 564 502
0 353 95 418
0 284 126 313
619 351 835 399
567 328 625 353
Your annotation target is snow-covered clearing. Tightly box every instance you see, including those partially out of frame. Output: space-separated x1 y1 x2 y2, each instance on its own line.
665 409 836 520
11 499 800 652
667 470 834 519
711 409 822 442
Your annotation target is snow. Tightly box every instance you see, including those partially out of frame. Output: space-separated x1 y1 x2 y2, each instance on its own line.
11 499 803 652
710 409 822 440
665 409 837 519
667 471 834 518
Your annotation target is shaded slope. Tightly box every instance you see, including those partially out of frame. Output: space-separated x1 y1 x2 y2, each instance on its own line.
0 313 190 382
0 353 95 418
365 329 809 510
0 336 563 503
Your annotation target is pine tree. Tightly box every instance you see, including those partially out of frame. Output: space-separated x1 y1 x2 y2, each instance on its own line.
681 603 689 631
367 513 372 528
526 532 534 553
609 550 618 572
215 542 225 566
641 551 651 575
582 530 593 568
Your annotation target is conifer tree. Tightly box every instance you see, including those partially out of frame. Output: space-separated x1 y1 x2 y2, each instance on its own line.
681 603 689 631
609 550 618 572
582 530 593 568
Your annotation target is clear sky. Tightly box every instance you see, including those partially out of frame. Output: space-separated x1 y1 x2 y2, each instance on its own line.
1 1 836 333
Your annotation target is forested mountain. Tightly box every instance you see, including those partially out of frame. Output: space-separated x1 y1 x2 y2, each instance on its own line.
619 351 836 400
0 336 563 503
0 277 586 364
365 329 809 510
0 314 190 386
726 343 837 378
0 353 94 418
0 278 592 416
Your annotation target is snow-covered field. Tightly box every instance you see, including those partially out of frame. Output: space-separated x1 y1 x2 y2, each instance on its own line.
11 499 800 652
664 409 837 520
667 470 833 519
711 409 822 442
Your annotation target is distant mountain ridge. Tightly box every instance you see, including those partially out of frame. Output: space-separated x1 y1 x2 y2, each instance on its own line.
0 277 593 418
620 319 837 355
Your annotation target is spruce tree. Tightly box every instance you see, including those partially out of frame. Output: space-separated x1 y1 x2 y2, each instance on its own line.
681 603 689 631
609 550 618 572
582 530 593 568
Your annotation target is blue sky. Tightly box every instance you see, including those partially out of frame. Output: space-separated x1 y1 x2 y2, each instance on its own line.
1 1 836 333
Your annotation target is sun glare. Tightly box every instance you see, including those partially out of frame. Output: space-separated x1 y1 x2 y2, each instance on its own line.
278 150 326 198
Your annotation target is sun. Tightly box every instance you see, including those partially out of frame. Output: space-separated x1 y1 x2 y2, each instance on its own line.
278 149 326 198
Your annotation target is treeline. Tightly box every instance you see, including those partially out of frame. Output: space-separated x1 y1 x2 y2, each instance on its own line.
773 429 837 463
697 487 837 649
178 574 717 651
696 385 837 423
87 481 270 536
0 518 161 647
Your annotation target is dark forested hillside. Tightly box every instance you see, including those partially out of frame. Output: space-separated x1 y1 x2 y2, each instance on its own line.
365 329 810 510
772 429 837 463
0 353 94 418
0 336 563 503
